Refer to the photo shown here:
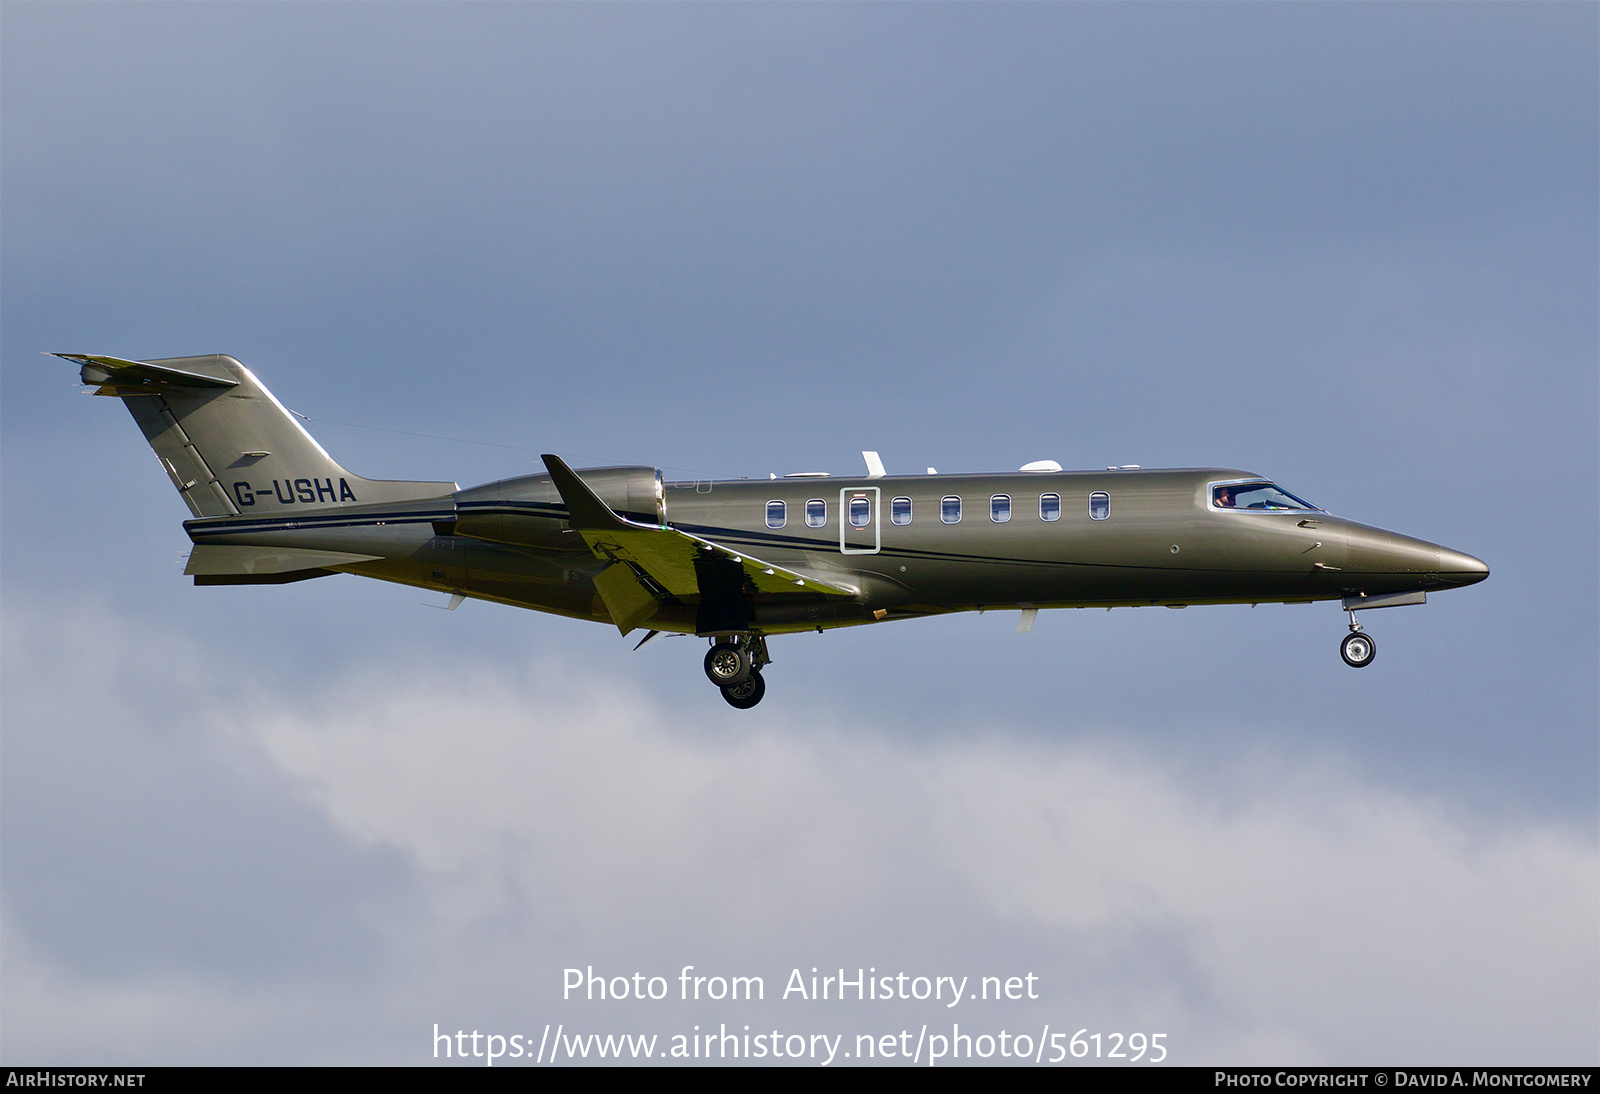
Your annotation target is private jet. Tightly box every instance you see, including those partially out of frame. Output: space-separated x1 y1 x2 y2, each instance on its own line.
58 353 1489 708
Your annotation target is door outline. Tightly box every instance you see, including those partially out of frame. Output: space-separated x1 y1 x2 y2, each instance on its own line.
839 487 881 554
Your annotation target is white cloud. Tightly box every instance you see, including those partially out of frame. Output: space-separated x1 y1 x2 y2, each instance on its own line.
4 594 1595 1064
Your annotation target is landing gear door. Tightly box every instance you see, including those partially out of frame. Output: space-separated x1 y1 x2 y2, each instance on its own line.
839 487 880 555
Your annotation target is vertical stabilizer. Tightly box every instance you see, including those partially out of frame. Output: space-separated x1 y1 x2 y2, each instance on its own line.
58 354 456 517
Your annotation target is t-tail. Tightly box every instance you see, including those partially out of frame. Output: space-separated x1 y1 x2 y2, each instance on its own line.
57 354 455 516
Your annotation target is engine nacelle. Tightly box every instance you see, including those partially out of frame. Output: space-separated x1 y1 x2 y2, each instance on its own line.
451 465 666 548
565 465 667 526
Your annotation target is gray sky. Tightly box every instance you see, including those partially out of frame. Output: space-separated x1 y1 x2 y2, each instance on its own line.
3 2 1595 1065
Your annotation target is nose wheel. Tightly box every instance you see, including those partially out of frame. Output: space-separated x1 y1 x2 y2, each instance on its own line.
1339 611 1376 668
705 634 772 707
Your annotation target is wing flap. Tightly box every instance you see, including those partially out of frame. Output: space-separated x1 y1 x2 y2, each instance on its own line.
592 562 661 635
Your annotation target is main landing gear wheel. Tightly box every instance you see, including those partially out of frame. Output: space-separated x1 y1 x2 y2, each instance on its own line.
704 642 751 687
721 670 766 709
1340 631 1377 668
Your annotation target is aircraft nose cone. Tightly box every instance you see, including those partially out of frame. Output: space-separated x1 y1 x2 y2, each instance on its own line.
1438 547 1490 587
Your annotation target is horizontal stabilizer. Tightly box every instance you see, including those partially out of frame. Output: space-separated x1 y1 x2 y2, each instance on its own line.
194 570 334 586
542 454 857 608
55 353 238 389
185 544 380 584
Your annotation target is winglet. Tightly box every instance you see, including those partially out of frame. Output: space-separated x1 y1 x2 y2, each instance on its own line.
542 454 636 532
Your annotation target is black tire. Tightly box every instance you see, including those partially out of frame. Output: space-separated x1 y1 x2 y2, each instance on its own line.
704 642 751 687
1340 631 1377 668
722 670 766 709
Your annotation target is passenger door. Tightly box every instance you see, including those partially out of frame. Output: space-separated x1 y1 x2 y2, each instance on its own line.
839 487 880 554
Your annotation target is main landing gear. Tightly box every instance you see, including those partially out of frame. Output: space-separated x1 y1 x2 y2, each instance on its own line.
1340 609 1376 668
704 634 771 708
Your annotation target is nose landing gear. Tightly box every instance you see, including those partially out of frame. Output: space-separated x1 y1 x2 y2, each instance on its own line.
705 634 772 708
1340 609 1376 668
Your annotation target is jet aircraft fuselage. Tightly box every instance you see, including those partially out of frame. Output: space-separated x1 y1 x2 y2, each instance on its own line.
185 467 1482 629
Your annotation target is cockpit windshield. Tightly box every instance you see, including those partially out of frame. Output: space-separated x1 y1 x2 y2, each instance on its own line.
1212 482 1320 511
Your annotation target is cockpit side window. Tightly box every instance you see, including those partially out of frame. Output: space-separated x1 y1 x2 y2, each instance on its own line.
1212 482 1320 511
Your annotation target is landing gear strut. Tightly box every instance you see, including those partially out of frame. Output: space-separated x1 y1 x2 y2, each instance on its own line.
1340 609 1376 668
706 634 771 708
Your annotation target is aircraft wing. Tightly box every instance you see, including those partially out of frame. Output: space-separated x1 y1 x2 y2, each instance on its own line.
543 455 854 633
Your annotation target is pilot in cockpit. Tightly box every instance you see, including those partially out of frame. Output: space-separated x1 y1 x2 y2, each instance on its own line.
1214 486 1236 508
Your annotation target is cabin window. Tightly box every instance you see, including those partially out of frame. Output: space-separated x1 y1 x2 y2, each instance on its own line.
1212 482 1320 511
1089 492 1110 520
766 500 786 529
990 494 1011 523
941 496 962 523
1040 493 1061 521
848 495 872 528
805 499 827 528
891 496 913 525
